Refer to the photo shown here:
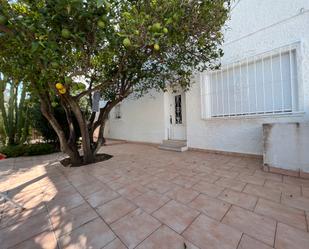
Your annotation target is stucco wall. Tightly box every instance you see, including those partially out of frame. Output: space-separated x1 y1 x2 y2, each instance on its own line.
105 91 166 144
186 0 309 155
263 123 309 172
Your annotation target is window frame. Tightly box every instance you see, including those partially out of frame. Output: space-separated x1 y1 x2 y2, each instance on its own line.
201 41 305 120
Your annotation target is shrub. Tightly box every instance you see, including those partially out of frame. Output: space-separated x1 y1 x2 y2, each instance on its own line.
0 143 58 158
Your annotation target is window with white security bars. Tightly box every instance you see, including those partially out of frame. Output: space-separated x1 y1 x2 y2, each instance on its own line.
201 44 303 119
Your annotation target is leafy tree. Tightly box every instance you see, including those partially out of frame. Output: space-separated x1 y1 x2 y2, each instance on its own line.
0 0 230 165
0 74 30 145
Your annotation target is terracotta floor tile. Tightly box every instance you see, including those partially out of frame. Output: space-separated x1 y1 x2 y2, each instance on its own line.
0 212 52 248
8 230 58 249
215 177 246 191
222 206 276 246
302 186 309 198
183 214 242 249
275 222 309 249
197 173 220 183
218 189 258 210
96 197 137 224
192 181 224 197
117 183 146 200
171 175 199 188
264 180 301 196
47 192 85 212
166 188 199 204
281 193 309 212
255 198 307 231
189 194 231 220
86 187 120 208
111 208 161 249
213 169 239 179
58 217 115 249
146 180 177 194
49 202 98 238
238 234 273 249
283 176 309 187
243 183 281 202
236 174 266 186
103 238 127 249
75 180 106 197
254 171 283 182
132 191 170 213
153 200 200 233
136 225 199 249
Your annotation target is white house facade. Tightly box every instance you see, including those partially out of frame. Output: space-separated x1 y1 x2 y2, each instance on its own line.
104 1 309 163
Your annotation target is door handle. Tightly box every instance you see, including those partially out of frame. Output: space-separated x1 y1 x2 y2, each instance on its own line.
170 115 172 124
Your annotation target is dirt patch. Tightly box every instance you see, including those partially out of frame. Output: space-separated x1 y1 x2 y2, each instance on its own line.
60 153 113 167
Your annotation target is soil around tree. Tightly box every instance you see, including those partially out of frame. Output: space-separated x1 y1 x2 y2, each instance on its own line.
60 153 113 167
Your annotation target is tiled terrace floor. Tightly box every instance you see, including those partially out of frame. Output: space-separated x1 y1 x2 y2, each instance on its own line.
0 142 309 249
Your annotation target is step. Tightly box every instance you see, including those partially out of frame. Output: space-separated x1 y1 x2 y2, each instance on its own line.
158 144 188 152
162 139 187 147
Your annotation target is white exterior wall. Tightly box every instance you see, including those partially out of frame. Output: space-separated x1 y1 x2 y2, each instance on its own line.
105 91 166 144
186 0 309 156
107 0 309 156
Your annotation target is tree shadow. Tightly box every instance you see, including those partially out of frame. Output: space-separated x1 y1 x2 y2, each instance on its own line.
0 151 116 249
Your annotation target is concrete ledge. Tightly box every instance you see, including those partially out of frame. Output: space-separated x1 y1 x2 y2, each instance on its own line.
188 147 263 159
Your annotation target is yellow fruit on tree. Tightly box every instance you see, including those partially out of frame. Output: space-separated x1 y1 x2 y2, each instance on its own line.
55 83 64 90
154 44 160 51
59 88 67 94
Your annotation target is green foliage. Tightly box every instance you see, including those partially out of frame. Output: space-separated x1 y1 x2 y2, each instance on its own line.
0 75 30 145
0 0 230 100
30 102 81 143
0 143 58 157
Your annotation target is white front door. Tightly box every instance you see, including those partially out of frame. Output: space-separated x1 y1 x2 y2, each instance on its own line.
169 93 186 140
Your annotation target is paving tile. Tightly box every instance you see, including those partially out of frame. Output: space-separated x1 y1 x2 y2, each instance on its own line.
49 202 98 238
218 189 258 210
46 192 85 212
189 194 231 220
236 174 266 186
86 187 120 208
192 181 224 197
103 238 127 249
96 197 137 224
136 225 199 249
171 175 200 188
222 206 276 246
283 176 309 187
275 222 309 249
254 171 283 182
213 169 239 179
166 187 199 204
153 200 200 233
58 217 115 249
281 193 309 212
132 191 170 213
75 180 106 197
255 198 307 231
302 186 309 198
111 208 161 249
264 180 301 196
238 234 273 249
214 177 246 191
146 180 177 194
0 212 52 248
243 183 281 202
117 183 146 200
183 214 242 249
9 230 58 249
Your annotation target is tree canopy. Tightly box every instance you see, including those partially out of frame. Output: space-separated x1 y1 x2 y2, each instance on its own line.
0 0 230 165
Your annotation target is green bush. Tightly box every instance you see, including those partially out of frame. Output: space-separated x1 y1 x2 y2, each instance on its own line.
0 143 58 157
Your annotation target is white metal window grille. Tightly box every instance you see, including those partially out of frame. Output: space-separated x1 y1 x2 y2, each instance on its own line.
175 95 183 124
114 104 121 119
201 44 302 119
